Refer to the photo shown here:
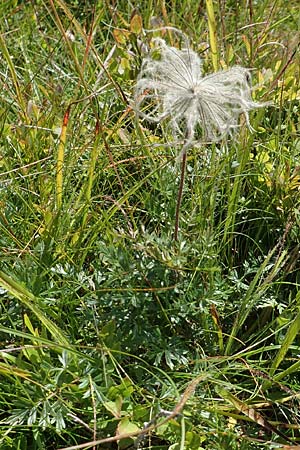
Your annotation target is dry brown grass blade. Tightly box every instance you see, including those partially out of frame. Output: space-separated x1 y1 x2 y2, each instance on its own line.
218 386 294 445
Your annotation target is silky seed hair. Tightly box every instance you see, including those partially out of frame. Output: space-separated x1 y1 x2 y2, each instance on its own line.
134 35 266 145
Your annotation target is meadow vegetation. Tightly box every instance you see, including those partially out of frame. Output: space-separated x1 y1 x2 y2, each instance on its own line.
0 1 299 448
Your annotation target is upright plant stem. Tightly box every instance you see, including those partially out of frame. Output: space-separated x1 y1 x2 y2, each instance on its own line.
56 106 70 210
174 148 188 241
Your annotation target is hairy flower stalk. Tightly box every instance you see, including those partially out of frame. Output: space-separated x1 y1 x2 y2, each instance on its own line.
134 35 266 240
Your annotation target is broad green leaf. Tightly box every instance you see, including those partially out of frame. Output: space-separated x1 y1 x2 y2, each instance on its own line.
130 13 143 34
103 396 123 418
117 417 140 435
113 29 130 45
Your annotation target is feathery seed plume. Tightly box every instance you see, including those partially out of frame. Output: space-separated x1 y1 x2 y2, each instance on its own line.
134 37 265 145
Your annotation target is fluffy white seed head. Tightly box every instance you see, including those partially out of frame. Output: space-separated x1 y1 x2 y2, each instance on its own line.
134 37 266 144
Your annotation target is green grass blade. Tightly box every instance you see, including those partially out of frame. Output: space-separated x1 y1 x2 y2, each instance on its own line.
0 32 28 122
225 247 276 355
0 271 70 347
0 325 91 361
269 298 300 377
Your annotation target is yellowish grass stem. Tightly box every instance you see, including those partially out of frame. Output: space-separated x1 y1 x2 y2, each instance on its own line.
205 0 219 71
56 106 70 210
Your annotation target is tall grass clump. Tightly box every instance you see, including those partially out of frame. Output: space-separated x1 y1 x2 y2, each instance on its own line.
0 1 300 449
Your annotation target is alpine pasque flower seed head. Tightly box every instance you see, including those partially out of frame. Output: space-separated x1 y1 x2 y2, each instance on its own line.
134 37 265 144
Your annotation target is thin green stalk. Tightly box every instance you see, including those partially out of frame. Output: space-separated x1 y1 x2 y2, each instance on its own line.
0 32 29 123
48 0 88 95
102 132 136 233
222 140 249 261
179 415 186 450
273 359 300 383
174 148 188 241
81 120 101 230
